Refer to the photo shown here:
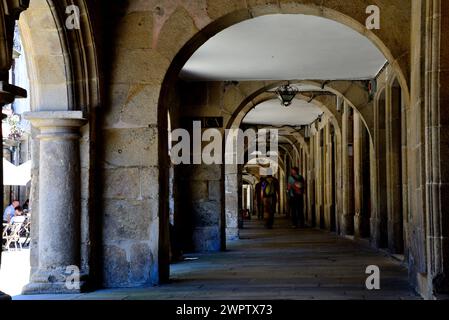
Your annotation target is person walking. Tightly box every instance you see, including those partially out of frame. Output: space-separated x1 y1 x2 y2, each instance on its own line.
261 174 279 229
288 167 305 228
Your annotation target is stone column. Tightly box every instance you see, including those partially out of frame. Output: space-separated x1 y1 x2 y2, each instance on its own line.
317 127 324 229
334 129 342 234
315 130 323 228
309 128 317 227
225 165 239 241
324 123 333 231
423 0 449 297
385 85 404 254
353 112 364 237
341 103 355 235
22 111 86 294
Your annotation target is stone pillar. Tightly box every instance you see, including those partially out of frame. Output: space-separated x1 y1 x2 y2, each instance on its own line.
309 128 317 227
334 128 343 234
369 133 379 245
324 123 333 231
385 85 404 254
423 0 449 297
353 112 364 237
22 111 86 294
181 163 223 252
341 103 355 235
225 165 239 241
316 129 323 228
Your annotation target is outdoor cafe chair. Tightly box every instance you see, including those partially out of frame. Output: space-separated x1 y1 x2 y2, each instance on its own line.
2 221 24 251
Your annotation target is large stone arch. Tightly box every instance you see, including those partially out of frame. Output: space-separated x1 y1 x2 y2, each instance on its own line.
215 81 367 237
219 79 377 146
157 1 411 112
107 0 412 287
225 82 341 132
19 0 100 112
222 82 343 238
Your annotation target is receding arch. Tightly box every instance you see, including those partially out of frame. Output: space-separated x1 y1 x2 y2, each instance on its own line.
156 2 411 284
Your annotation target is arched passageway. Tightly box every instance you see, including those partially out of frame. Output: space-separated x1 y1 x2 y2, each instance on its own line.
156 7 410 293
1 0 448 300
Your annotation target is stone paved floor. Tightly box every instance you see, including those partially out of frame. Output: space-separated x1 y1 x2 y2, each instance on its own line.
14 217 420 300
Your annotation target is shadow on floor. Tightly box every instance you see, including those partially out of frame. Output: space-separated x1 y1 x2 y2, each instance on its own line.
14 217 420 300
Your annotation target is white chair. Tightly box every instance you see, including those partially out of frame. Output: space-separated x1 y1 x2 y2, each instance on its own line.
3 222 24 251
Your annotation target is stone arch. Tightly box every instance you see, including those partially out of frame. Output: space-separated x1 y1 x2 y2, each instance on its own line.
157 1 411 113
221 78 352 235
18 0 70 111
156 1 411 284
243 130 301 160
278 133 303 160
243 126 304 161
223 87 342 239
229 92 340 133
278 144 295 165
220 79 378 145
18 0 100 112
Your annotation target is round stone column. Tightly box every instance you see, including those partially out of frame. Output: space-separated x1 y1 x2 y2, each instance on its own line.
23 111 87 294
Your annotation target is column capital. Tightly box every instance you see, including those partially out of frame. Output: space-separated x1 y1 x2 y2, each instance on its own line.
24 111 87 140
23 111 87 128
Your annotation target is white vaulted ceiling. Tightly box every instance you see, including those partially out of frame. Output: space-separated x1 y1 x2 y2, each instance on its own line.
242 98 323 126
180 14 386 81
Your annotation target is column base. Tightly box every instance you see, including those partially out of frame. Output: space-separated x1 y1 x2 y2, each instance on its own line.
22 269 88 295
0 291 11 300
340 214 355 236
226 227 239 241
192 227 222 252
354 215 370 238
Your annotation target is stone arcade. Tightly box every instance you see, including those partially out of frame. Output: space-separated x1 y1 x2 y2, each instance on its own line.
0 0 448 300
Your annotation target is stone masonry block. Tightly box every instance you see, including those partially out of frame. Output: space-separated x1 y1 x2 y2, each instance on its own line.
103 199 151 241
103 127 158 167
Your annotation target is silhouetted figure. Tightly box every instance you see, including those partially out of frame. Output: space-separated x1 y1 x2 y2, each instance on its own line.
288 167 305 228
261 175 279 229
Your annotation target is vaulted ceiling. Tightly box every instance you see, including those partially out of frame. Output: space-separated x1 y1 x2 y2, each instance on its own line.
180 14 386 82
